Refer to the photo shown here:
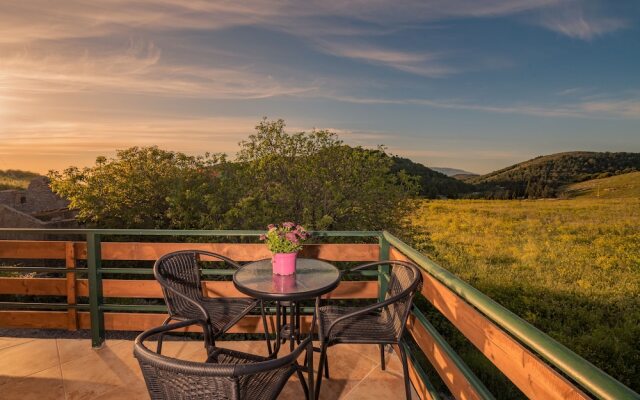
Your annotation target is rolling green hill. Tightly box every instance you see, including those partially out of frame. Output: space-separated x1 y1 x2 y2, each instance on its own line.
0 170 41 190
468 151 640 198
561 171 640 199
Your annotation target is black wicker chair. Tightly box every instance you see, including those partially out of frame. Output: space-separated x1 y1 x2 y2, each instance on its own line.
314 260 422 400
134 319 315 400
153 250 271 354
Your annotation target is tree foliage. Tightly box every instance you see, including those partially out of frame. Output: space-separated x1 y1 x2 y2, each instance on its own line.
49 119 417 232
48 147 223 229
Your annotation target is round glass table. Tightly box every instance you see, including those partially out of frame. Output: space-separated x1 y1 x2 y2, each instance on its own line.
233 258 340 356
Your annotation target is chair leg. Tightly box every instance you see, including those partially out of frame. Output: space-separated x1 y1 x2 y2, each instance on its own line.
156 316 172 354
297 368 310 400
307 343 315 400
398 342 412 400
315 342 329 400
380 344 386 371
260 301 272 355
323 352 329 378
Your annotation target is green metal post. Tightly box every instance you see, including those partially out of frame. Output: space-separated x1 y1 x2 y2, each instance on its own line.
378 235 390 301
87 233 105 348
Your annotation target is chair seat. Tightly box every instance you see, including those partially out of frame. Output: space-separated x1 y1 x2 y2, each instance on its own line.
317 305 397 344
208 348 297 400
201 297 260 333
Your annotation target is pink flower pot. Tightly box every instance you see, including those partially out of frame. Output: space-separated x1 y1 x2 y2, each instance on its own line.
272 274 297 292
272 252 297 275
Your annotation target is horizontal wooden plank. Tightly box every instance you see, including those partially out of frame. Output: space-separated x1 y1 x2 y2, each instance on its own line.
390 246 588 400
0 276 375 299
77 312 314 334
406 315 483 400
0 277 66 296
0 310 68 329
0 240 378 262
0 309 314 334
76 279 378 299
74 242 378 262
0 240 67 259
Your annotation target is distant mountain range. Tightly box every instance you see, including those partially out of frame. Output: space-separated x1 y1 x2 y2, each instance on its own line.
430 167 478 177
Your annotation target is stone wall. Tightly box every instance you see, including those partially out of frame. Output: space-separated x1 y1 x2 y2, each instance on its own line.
20 177 69 213
0 177 69 214
0 190 25 210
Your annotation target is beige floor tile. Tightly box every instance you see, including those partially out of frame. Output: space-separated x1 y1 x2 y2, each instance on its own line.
60 339 144 400
0 337 35 351
343 365 418 400
147 339 208 361
57 339 128 365
0 337 417 400
91 381 150 400
0 364 65 400
0 339 59 380
313 345 381 399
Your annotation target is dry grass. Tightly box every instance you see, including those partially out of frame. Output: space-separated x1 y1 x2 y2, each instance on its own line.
410 198 640 395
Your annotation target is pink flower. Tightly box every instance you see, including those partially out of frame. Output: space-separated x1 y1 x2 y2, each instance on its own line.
282 221 295 228
267 224 276 230
259 234 266 241
285 232 297 242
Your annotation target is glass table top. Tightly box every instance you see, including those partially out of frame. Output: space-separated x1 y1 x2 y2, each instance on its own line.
233 258 341 301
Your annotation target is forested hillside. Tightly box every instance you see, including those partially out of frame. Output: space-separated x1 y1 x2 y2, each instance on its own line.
468 152 640 198
391 156 476 198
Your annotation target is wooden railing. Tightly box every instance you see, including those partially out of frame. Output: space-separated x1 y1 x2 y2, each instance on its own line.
0 229 637 400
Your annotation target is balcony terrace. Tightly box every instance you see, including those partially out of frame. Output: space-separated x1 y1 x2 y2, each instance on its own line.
0 229 638 400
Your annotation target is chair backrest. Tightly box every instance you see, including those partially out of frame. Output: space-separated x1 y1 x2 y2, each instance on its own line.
383 261 423 339
134 321 305 400
153 250 240 321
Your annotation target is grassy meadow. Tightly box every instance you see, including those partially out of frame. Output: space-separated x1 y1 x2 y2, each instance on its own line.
409 197 640 395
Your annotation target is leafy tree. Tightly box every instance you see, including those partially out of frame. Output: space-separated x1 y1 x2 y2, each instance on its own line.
219 118 418 230
49 119 418 232
48 147 223 228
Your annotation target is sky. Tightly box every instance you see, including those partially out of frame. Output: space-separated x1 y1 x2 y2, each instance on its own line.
0 1 639 174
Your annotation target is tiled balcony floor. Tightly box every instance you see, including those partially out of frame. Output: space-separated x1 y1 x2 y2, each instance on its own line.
0 336 418 399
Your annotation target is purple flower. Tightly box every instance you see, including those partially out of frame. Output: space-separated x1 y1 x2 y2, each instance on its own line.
282 221 295 228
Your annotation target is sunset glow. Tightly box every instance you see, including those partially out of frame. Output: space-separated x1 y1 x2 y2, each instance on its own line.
0 1 639 173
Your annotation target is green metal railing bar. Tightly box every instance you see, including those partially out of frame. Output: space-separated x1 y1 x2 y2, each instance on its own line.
0 302 89 310
383 231 640 400
403 341 442 400
0 267 77 273
87 233 105 347
411 307 494 399
0 228 381 237
378 235 390 302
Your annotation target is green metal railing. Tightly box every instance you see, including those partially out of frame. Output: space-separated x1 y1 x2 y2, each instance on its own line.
0 228 637 400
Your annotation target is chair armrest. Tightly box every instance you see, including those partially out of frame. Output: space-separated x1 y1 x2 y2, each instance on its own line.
136 319 208 349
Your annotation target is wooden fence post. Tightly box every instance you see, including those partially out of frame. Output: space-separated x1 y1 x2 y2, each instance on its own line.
66 242 78 330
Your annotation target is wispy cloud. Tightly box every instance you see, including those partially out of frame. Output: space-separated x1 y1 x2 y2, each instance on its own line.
529 1 628 39
325 93 640 119
317 42 455 77
0 40 315 99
